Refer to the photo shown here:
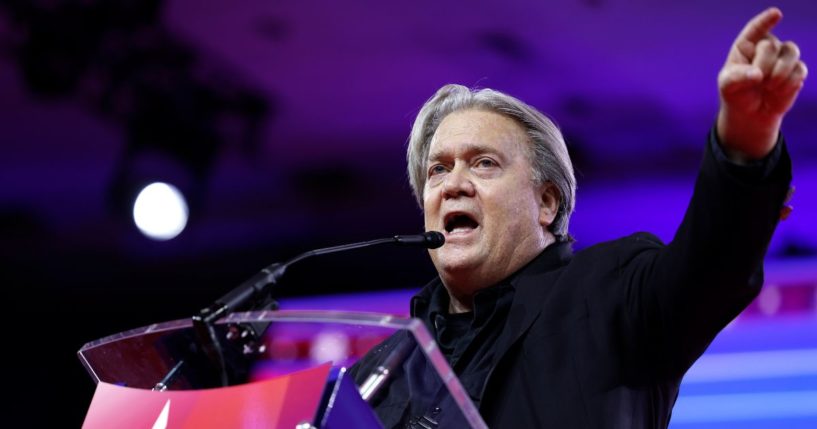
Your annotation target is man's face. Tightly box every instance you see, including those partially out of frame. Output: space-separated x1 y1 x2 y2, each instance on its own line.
423 109 556 293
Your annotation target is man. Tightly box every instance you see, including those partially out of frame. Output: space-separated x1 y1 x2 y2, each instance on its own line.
351 8 806 428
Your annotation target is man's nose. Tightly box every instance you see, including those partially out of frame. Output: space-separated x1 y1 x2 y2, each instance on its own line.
442 165 475 199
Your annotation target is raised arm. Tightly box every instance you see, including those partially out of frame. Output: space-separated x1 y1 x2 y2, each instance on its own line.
618 8 802 379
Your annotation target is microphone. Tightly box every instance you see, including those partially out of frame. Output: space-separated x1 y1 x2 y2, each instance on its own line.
394 231 444 248
359 338 414 403
199 231 445 323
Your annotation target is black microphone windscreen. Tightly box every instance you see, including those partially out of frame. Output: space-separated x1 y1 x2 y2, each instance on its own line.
393 231 445 248
423 231 445 249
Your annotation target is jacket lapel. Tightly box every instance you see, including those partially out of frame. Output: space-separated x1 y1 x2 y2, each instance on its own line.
482 242 574 398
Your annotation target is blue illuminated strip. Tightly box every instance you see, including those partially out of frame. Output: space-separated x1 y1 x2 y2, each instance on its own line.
683 349 817 383
672 391 817 423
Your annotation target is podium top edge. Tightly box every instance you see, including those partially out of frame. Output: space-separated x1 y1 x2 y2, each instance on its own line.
78 309 417 353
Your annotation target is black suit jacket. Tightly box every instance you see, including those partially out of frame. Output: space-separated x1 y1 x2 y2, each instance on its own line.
352 134 792 428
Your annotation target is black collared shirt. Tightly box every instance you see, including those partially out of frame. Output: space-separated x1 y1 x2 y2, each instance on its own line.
388 279 515 429
392 244 570 428
411 278 515 407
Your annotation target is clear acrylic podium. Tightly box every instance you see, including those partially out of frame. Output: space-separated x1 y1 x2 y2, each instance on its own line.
78 310 488 428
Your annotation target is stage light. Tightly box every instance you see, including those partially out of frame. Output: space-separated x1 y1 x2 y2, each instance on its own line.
132 182 189 240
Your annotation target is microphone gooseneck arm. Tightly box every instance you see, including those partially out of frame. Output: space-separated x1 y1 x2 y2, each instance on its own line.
199 231 445 324
190 231 445 387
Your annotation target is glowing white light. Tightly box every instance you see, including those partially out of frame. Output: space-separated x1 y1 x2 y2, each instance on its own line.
132 182 189 240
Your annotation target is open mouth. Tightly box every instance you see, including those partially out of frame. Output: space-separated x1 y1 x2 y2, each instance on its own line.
444 213 480 234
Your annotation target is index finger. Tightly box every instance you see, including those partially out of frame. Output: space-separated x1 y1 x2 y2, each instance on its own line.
735 7 783 44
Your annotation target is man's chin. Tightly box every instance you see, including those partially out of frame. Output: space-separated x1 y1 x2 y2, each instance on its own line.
432 254 482 278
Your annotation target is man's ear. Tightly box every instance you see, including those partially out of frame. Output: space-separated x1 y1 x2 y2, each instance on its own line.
538 182 560 227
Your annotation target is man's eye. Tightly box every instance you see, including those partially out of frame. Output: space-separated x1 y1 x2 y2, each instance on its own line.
429 165 448 176
475 158 497 168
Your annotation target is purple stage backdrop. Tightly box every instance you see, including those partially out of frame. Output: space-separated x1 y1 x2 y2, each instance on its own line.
0 1 815 427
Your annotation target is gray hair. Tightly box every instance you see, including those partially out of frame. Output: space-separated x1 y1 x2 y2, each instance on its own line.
407 84 576 241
